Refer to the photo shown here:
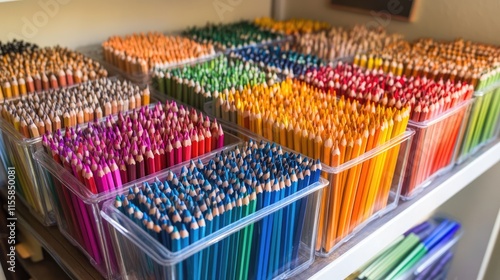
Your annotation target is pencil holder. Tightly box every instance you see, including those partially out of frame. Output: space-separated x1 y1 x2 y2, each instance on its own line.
456 82 500 164
402 99 474 199
100 143 328 280
34 122 242 279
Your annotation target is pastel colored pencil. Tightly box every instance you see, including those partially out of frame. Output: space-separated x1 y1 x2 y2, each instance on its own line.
283 25 404 62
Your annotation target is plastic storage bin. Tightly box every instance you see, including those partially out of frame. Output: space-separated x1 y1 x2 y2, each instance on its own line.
0 83 158 226
402 99 473 199
204 101 414 256
0 116 55 225
34 126 242 279
456 82 500 164
100 150 328 280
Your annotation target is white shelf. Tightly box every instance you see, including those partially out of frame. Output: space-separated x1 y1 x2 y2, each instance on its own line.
293 140 500 280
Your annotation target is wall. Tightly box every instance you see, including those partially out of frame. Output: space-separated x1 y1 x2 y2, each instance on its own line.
0 0 271 49
283 0 500 45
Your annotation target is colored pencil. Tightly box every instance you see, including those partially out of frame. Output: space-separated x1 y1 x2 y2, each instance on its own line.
182 21 284 52
0 45 107 101
152 55 272 110
253 17 331 35
102 32 216 75
114 139 321 280
351 218 461 280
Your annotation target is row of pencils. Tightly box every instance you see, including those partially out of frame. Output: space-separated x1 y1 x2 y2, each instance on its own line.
153 55 272 109
212 78 411 252
1 45 108 100
114 139 322 280
40 101 227 264
0 78 150 138
42 101 226 192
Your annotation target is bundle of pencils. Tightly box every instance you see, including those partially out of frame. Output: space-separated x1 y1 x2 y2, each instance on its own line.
354 38 500 162
229 45 325 78
40 101 226 265
349 218 461 280
0 78 150 139
0 46 108 101
354 38 500 90
303 63 474 197
152 55 272 110
213 78 411 252
182 21 283 52
0 39 38 55
113 139 322 280
286 25 404 62
253 17 331 35
102 32 216 75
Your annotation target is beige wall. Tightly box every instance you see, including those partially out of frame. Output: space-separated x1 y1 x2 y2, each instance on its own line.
284 0 500 45
0 0 271 49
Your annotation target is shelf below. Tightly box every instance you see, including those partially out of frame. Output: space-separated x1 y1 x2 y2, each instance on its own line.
293 140 500 280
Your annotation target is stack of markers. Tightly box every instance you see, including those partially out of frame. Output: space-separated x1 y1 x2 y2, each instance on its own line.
0 39 38 55
113 139 322 280
287 25 404 62
0 78 150 139
0 46 108 100
213 78 412 252
349 218 461 280
302 63 474 197
253 17 331 35
182 21 283 52
152 55 273 110
40 101 226 265
229 45 325 78
102 32 216 75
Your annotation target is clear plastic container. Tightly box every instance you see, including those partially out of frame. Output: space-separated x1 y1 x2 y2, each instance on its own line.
402 99 474 199
0 116 56 226
78 44 220 86
203 101 415 256
34 125 243 279
456 82 500 164
0 82 158 227
100 147 328 280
